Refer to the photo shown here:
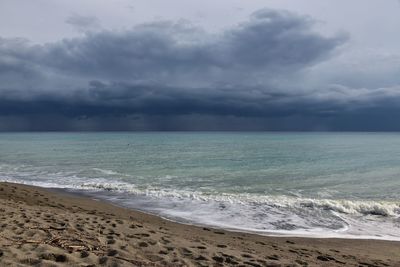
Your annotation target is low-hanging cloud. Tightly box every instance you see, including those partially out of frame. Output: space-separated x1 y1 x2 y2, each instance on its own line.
1 8 399 131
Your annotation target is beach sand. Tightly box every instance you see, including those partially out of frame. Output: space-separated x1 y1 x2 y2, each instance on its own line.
1 182 399 266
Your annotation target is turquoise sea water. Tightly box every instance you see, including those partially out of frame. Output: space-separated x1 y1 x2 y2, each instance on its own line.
1 132 400 239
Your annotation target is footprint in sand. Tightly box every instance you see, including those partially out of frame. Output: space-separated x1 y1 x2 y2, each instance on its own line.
159 250 169 255
148 240 157 245
107 249 118 256
138 241 148 247
195 255 208 261
212 255 224 263
317 255 335 261
80 251 90 258
161 236 171 244
180 248 193 256
98 256 108 264
225 257 238 265
165 246 174 251
266 254 280 261
107 239 116 245
40 253 68 262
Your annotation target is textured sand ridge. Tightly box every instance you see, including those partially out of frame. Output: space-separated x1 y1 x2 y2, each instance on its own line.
1 182 400 266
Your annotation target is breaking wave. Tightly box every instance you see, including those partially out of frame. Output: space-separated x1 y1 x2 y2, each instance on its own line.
77 181 400 217
2 175 400 240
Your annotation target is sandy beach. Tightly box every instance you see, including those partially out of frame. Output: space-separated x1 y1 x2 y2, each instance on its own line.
0 182 399 267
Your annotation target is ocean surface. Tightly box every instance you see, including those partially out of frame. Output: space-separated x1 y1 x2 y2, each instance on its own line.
1 132 400 240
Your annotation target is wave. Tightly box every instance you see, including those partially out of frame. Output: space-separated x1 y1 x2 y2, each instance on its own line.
2 176 399 218
2 176 400 240
76 181 400 217
92 168 121 176
74 180 400 240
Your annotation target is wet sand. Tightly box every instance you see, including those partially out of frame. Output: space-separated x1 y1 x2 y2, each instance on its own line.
1 182 400 266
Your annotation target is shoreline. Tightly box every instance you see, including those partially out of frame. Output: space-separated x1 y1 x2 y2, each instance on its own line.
65 189 400 242
6 180 400 242
1 182 400 266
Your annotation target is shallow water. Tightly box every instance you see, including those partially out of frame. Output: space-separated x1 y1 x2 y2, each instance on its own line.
1 132 400 239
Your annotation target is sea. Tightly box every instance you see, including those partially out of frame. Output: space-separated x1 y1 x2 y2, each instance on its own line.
1 132 400 240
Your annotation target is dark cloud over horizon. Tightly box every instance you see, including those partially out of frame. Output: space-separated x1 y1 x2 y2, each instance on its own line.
1 8 400 131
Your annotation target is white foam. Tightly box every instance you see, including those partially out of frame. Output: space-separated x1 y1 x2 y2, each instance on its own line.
92 168 129 176
76 181 400 217
1 176 400 240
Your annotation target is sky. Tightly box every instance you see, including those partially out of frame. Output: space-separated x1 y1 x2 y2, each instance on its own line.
0 0 400 131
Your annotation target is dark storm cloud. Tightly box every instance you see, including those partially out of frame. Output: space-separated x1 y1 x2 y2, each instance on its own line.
27 9 347 83
1 8 398 131
2 78 400 131
0 81 315 117
224 9 344 70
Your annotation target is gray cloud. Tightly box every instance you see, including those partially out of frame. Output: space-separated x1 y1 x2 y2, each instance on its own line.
65 14 101 32
29 9 346 86
2 8 399 131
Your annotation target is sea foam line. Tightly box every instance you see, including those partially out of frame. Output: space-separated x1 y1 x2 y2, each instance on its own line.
2 176 399 217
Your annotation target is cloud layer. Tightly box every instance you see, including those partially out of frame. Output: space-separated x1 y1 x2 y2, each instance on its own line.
0 9 399 131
